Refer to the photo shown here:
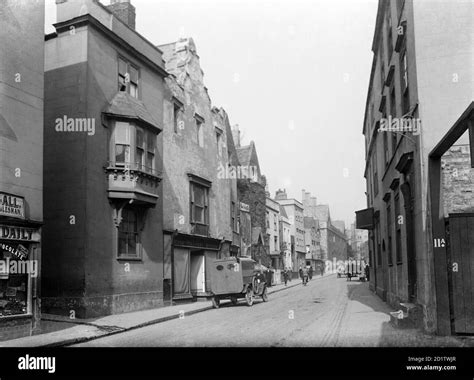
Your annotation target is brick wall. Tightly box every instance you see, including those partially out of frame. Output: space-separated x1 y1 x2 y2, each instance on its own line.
441 144 474 215
107 1 136 30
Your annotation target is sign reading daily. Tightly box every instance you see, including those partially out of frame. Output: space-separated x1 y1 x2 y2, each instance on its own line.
0 225 40 242
0 193 25 219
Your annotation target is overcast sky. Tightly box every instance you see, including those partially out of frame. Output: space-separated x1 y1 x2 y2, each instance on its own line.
45 0 377 227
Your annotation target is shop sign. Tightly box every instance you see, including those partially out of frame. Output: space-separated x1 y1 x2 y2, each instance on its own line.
0 243 29 260
0 193 25 219
0 225 40 242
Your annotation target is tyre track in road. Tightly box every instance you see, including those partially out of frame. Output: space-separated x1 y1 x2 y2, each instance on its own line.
319 281 357 347
272 276 345 347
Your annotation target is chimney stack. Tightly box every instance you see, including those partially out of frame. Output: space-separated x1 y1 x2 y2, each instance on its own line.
275 189 288 201
107 0 136 30
232 124 241 148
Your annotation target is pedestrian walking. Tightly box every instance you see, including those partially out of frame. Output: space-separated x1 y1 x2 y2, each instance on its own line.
301 266 309 285
283 269 289 286
308 266 313 280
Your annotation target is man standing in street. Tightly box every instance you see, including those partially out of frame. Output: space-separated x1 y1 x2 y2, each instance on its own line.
283 269 289 286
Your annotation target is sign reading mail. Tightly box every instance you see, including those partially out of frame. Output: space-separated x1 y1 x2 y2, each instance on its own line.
0 193 25 219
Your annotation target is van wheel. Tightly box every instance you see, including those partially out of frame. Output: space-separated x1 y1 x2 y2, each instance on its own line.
262 287 268 302
245 288 254 306
211 297 220 309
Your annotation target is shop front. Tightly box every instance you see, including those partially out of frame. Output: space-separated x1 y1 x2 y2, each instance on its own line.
0 193 41 341
171 233 229 300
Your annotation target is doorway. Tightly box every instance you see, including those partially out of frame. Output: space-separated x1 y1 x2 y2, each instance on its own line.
190 251 206 293
448 213 474 334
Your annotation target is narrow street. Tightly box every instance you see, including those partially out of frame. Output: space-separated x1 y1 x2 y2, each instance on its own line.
74 275 466 347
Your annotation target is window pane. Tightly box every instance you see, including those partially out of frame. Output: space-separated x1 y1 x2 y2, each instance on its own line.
128 208 137 225
119 58 127 75
115 144 130 164
115 123 130 144
147 132 155 152
127 234 136 256
136 128 144 148
130 83 138 98
194 206 204 223
129 66 138 83
118 209 139 257
193 186 205 206
136 148 144 169
118 232 128 255
118 75 127 91
146 152 154 172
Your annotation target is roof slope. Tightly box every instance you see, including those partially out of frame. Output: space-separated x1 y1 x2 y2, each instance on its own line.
103 91 161 131
279 205 289 219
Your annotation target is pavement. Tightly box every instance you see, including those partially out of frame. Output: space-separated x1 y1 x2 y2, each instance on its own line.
0 273 323 347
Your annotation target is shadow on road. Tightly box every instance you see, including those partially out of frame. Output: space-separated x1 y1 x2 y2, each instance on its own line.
346 281 392 314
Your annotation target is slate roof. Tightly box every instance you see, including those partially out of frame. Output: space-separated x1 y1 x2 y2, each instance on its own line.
236 145 252 166
279 205 288 219
103 91 161 132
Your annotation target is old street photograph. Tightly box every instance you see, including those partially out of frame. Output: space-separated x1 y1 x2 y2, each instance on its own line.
0 0 473 356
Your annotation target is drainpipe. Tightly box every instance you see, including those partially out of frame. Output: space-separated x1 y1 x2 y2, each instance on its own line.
170 229 179 302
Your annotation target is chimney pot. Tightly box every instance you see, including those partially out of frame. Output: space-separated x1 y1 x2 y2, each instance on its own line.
107 0 136 30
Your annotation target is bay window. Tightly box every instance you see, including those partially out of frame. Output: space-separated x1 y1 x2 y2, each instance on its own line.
111 122 157 175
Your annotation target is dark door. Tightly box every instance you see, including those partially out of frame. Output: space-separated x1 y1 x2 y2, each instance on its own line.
448 214 474 334
401 182 417 302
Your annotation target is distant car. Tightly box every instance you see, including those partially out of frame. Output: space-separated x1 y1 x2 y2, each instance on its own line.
208 257 269 308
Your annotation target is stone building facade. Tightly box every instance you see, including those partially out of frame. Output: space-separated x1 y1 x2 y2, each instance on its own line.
359 0 473 335
42 0 166 317
233 129 269 266
275 189 305 272
266 197 281 269
304 217 321 267
159 37 239 301
279 206 292 270
0 0 44 340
